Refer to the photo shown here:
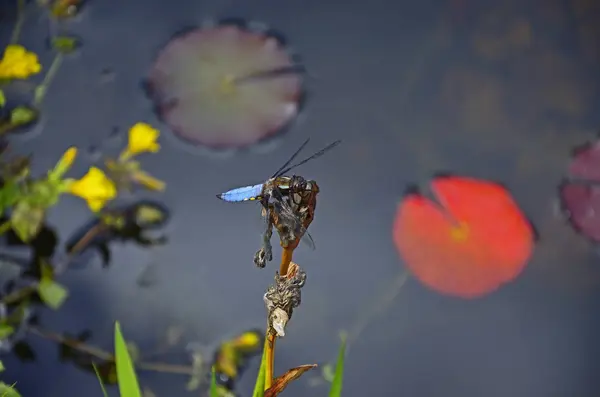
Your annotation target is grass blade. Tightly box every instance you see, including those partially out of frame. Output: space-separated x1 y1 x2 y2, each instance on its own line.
252 340 268 397
92 362 109 397
328 334 347 397
209 366 218 397
114 321 142 397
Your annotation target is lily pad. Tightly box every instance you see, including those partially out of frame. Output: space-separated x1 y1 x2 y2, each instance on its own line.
560 138 600 242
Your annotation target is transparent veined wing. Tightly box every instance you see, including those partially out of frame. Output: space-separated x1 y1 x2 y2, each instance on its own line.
270 188 316 251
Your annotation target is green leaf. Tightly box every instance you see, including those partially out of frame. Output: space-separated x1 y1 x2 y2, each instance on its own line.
0 382 21 397
328 334 347 397
0 90 5 108
0 182 22 212
51 36 81 54
209 366 218 397
0 360 4 372
9 107 37 125
114 321 142 397
92 362 109 397
252 341 268 397
37 279 69 310
10 201 45 242
0 325 14 340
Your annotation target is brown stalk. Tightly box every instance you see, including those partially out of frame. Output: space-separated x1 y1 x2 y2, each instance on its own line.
264 191 315 390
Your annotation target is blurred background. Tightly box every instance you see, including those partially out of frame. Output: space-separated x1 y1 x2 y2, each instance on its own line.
1 0 600 396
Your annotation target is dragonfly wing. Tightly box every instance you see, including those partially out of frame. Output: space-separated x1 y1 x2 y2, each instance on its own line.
300 229 316 251
273 194 316 250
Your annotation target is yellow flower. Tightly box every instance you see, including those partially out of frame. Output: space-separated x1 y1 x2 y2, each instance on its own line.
0 45 42 80
120 122 160 160
68 167 117 212
50 146 78 179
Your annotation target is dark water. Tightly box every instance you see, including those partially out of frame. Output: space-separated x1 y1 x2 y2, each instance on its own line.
1 0 600 396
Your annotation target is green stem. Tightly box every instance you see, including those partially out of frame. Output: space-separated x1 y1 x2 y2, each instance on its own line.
0 285 36 305
33 53 63 108
9 0 26 44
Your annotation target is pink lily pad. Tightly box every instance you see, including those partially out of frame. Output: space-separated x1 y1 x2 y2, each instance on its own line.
560 181 600 242
569 141 600 182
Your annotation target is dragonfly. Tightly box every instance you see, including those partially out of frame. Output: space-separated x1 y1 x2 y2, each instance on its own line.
217 138 341 267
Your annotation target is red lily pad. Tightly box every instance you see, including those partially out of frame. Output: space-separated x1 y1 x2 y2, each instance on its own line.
393 176 535 298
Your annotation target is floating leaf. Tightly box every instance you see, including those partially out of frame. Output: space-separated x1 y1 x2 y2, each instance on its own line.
561 140 600 242
264 364 317 397
0 361 4 372
328 334 347 397
393 176 535 298
114 322 142 397
251 342 268 397
560 182 600 241
50 36 81 54
0 90 5 108
37 279 69 310
0 382 21 397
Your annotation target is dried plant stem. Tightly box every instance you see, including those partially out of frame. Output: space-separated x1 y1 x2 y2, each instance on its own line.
264 245 296 390
55 222 108 274
279 246 295 277
27 325 195 375
0 223 109 305
1 285 37 305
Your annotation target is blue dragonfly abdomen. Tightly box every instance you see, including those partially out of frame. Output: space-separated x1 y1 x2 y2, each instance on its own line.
217 183 265 202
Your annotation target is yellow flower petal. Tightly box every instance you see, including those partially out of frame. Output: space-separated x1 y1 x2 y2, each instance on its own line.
121 122 161 159
0 45 42 80
68 167 117 212
86 198 106 213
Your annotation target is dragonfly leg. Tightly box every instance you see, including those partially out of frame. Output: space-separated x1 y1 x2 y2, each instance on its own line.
254 205 274 268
